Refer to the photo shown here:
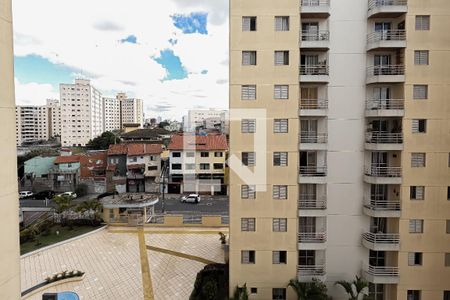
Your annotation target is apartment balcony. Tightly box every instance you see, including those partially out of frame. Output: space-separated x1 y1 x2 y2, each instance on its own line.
367 30 406 51
365 99 404 117
363 199 401 218
362 264 399 284
366 65 405 84
299 132 328 151
300 30 330 49
299 65 329 83
367 0 407 18
299 98 328 116
127 173 145 180
298 232 327 250
298 265 326 282
299 196 327 217
300 0 330 17
365 132 403 151
364 166 402 184
362 232 400 251
299 166 327 184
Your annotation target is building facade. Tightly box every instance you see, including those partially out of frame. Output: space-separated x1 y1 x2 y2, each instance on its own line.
60 79 103 147
103 96 121 132
183 109 229 133
229 0 450 299
103 93 144 132
15 105 49 145
0 0 21 296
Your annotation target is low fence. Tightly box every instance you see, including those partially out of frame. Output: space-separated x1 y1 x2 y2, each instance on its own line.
137 214 229 227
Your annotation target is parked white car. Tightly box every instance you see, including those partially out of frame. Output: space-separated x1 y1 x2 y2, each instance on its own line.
57 191 77 199
19 191 33 199
181 194 201 203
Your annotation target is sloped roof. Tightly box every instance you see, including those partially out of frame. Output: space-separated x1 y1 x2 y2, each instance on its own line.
80 151 107 178
120 128 171 139
107 144 128 155
127 144 164 156
168 134 228 151
54 155 80 164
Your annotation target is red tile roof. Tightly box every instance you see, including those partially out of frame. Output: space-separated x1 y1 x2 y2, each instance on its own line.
107 144 128 155
127 144 163 156
80 151 107 178
168 134 228 151
54 155 80 164
127 164 145 170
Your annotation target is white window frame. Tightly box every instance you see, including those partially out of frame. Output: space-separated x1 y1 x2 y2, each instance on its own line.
273 218 287 232
241 85 256 100
241 218 256 231
275 16 290 31
273 185 288 200
241 185 256 199
274 51 289 66
413 85 428 100
273 152 288 166
274 119 288 133
242 51 257 66
414 50 429 65
241 119 256 133
274 85 289 99
415 15 430 30
409 219 424 233
411 153 426 167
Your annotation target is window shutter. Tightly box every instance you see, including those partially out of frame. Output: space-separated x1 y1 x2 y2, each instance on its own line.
275 17 282 31
241 85 256 100
409 220 416 233
416 16 430 30
413 85 427 99
414 51 429 65
411 153 425 167
241 185 249 198
417 220 423 233
280 186 287 199
408 252 415 266
273 186 279 198
416 186 424 199
275 51 284 65
242 17 251 31
242 52 250 65
273 251 280 264
280 219 287 231
412 120 419 133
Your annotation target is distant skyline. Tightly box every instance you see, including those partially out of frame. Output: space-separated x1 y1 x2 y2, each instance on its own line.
12 0 228 120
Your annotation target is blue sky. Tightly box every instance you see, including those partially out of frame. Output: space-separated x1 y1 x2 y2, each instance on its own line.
12 0 228 119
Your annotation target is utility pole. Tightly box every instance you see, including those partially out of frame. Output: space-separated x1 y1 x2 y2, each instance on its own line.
161 160 167 214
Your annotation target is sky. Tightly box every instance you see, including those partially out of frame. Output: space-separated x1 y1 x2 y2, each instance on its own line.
12 0 229 120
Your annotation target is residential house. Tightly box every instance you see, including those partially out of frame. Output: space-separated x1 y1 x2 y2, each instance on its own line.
126 143 163 193
120 128 172 145
79 151 107 194
50 155 81 192
106 144 128 193
167 134 228 195
21 156 57 191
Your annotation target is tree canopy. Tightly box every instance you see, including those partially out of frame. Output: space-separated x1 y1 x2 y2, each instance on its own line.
86 131 120 150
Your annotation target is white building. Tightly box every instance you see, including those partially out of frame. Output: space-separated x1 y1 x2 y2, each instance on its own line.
121 97 144 127
15 105 49 146
103 93 144 132
46 99 61 137
183 109 229 133
163 120 182 132
60 79 103 147
103 96 121 132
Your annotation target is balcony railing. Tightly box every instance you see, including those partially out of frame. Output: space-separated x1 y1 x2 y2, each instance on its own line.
365 132 403 144
127 173 145 179
298 265 326 276
300 132 328 144
365 166 401 177
299 196 327 209
298 232 327 243
300 98 328 110
300 166 327 176
368 0 407 11
300 65 329 76
367 65 405 76
366 98 404 110
301 0 330 7
365 264 399 277
362 232 400 245
301 30 330 41
367 30 406 44
364 199 400 211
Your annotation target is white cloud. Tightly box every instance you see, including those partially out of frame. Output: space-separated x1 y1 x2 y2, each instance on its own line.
14 78 59 105
12 0 228 120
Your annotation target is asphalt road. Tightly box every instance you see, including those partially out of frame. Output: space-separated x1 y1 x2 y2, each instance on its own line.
20 194 229 216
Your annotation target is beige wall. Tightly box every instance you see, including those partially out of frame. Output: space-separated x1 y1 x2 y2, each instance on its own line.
399 0 450 297
0 0 21 298
229 0 300 298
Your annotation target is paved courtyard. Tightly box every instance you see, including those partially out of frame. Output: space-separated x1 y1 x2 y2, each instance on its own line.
21 226 227 300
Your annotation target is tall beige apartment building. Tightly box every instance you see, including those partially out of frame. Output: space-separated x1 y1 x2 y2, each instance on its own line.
229 0 450 299
0 0 21 298
103 92 144 132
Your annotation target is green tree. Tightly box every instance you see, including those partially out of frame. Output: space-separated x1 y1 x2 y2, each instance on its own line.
86 131 120 150
335 276 370 300
288 278 329 300
76 199 102 225
230 284 248 300
53 194 74 226
158 120 170 129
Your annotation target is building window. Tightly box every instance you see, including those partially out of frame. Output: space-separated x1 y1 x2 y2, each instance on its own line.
411 153 426 167
214 151 223 157
242 152 255 166
241 250 255 264
242 51 257 66
407 290 421 300
171 163 182 170
414 50 429 65
241 218 256 231
448 186 450 200
415 15 430 30
273 218 287 232
274 119 288 133
444 291 450 300
409 219 424 233
273 185 288 200
272 288 286 300
147 166 158 171
242 16 257 31
272 251 287 264
186 152 195 157
274 85 289 99
172 152 181 158
412 119 427 133
274 51 289 65
446 220 450 234
241 185 256 199
250 288 257 294
241 119 256 133
213 163 224 170
199 163 210 170
200 151 209 157
410 186 425 200
413 85 428 100
408 252 423 266
273 152 288 166
446 253 450 267
275 16 289 31
185 163 195 170
241 85 256 100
